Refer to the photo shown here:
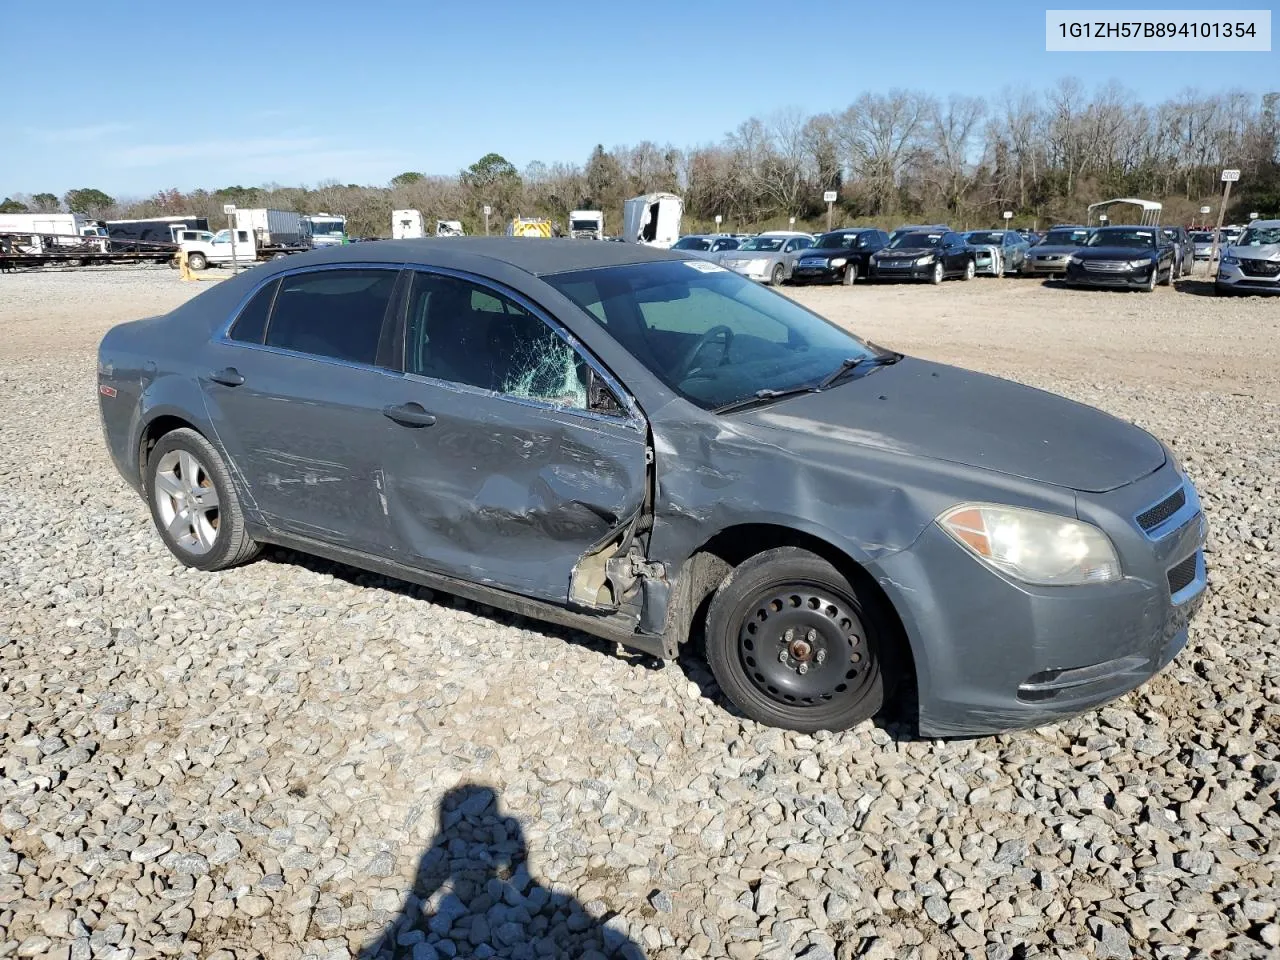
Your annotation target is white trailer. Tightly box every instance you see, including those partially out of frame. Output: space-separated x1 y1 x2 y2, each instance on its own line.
0 212 108 252
568 210 605 240
233 208 309 248
392 209 425 239
622 194 683 248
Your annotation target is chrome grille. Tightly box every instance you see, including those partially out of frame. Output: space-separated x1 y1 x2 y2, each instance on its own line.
1239 258 1280 277
797 257 827 268
1082 260 1130 273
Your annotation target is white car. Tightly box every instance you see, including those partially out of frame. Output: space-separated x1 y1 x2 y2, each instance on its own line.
718 231 815 285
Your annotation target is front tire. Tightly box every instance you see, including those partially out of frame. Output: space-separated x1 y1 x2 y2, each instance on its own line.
842 262 858 286
145 428 260 571
704 548 893 732
187 252 208 271
929 261 944 285
769 263 785 286
1143 267 1158 293
962 258 976 281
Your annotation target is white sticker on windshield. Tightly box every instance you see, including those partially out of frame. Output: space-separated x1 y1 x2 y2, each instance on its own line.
684 259 727 273
1135 231 1152 237
928 234 942 239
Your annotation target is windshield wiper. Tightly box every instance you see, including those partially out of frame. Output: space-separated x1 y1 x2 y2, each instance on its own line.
817 351 903 389
712 384 820 415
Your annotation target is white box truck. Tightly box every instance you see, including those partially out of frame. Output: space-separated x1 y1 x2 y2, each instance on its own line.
622 194 682 248
392 209 425 239
568 210 605 240
0 213 108 252
233 209 310 249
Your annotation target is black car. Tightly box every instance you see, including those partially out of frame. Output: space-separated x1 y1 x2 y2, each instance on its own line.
789 228 890 285
869 230 975 284
1064 226 1174 292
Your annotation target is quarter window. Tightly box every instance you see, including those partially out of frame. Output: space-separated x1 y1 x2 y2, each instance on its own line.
263 269 396 365
228 278 278 344
405 272 588 410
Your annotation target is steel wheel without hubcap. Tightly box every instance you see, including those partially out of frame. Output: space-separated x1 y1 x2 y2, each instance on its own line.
153 450 220 555
705 547 892 731
738 585 876 711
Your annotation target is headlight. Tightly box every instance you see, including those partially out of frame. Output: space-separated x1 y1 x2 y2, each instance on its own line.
1069 255 1084 265
1221 254 1238 265
829 257 847 268
1129 258 1153 269
938 504 1121 586
916 254 935 265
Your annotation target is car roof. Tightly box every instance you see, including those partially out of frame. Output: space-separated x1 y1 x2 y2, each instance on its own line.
248 237 682 277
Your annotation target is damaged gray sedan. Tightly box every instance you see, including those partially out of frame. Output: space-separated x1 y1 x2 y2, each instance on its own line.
98 239 1206 735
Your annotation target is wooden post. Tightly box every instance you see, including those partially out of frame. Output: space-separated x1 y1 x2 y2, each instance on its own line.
1208 179 1234 273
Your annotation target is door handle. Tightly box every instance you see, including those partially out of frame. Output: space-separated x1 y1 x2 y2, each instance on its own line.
383 402 436 427
208 367 245 387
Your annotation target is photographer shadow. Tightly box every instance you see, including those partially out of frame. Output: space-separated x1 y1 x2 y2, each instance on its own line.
360 784 645 960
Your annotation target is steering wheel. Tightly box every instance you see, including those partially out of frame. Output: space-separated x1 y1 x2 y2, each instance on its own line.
673 325 734 381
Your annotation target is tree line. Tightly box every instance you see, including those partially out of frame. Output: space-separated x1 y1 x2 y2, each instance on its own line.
4 80 1277 237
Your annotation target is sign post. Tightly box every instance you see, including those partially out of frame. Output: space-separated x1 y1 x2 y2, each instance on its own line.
1209 169 1240 269
483 205 491 236
1199 205 1211 229
789 217 796 231
823 190 838 231
714 214 722 234
1249 211 1259 221
223 203 237 273
1002 210 1013 228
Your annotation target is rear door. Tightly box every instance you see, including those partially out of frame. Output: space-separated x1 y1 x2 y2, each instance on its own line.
200 265 407 552
377 269 649 605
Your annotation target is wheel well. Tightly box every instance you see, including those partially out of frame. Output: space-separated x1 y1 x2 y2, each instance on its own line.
676 523 917 694
138 415 200 480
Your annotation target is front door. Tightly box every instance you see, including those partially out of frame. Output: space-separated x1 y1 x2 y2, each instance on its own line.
200 266 404 552
378 270 649 604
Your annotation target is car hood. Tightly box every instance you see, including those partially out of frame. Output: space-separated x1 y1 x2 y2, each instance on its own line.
739 358 1165 493
1231 243 1280 259
726 250 779 259
875 246 936 256
1029 244 1081 256
804 246 859 257
1075 245 1159 260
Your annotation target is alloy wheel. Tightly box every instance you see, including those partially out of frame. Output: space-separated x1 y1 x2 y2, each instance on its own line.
153 449 220 555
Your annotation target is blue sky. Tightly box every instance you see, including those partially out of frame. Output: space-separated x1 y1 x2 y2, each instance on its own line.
4 0 1273 198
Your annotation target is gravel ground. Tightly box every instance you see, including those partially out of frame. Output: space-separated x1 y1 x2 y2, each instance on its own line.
1 267 1278 960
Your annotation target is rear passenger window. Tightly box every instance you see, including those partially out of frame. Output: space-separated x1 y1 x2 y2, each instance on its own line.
264 269 396 365
228 278 278 344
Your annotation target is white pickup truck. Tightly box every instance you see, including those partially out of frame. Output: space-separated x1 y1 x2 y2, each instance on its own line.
177 228 274 270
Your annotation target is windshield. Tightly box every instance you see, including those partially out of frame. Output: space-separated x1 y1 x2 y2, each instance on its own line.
1239 226 1280 246
814 231 860 249
571 219 600 232
1087 228 1156 249
966 231 1004 245
310 220 345 236
212 229 230 243
738 237 785 252
672 236 710 250
886 232 941 249
1190 232 1213 242
544 260 876 410
1044 229 1090 244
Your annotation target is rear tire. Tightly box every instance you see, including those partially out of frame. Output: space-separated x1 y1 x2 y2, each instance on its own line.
145 428 260 572
187 252 208 271
704 547 894 732
842 262 858 286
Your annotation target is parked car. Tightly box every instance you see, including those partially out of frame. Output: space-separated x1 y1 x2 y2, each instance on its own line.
671 235 742 258
869 230 975 283
1063 226 1174 292
719 231 814 285
1160 225 1195 279
1190 230 1218 260
97 237 1207 736
789 228 890 285
1215 219 1280 296
962 230 1030 277
888 223 949 243
1023 226 1092 277
1015 228 1042 245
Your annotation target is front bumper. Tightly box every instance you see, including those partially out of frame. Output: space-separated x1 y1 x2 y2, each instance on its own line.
1215 260 1280 294
1064 262 1156 288
1024 256 1071 275
722 261 773 282
869 463 1207 736
870 260 934 281
790 265 845 284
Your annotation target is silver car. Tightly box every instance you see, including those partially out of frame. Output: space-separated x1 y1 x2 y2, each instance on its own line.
720 232 815 285
1161 226 1195 279
1023 226 1092 277
1215 219 1280 296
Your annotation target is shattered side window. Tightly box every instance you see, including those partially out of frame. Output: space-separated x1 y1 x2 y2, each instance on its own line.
405 272 588 410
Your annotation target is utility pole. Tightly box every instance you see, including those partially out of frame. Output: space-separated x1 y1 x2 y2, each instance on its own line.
1209 169 1239 271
